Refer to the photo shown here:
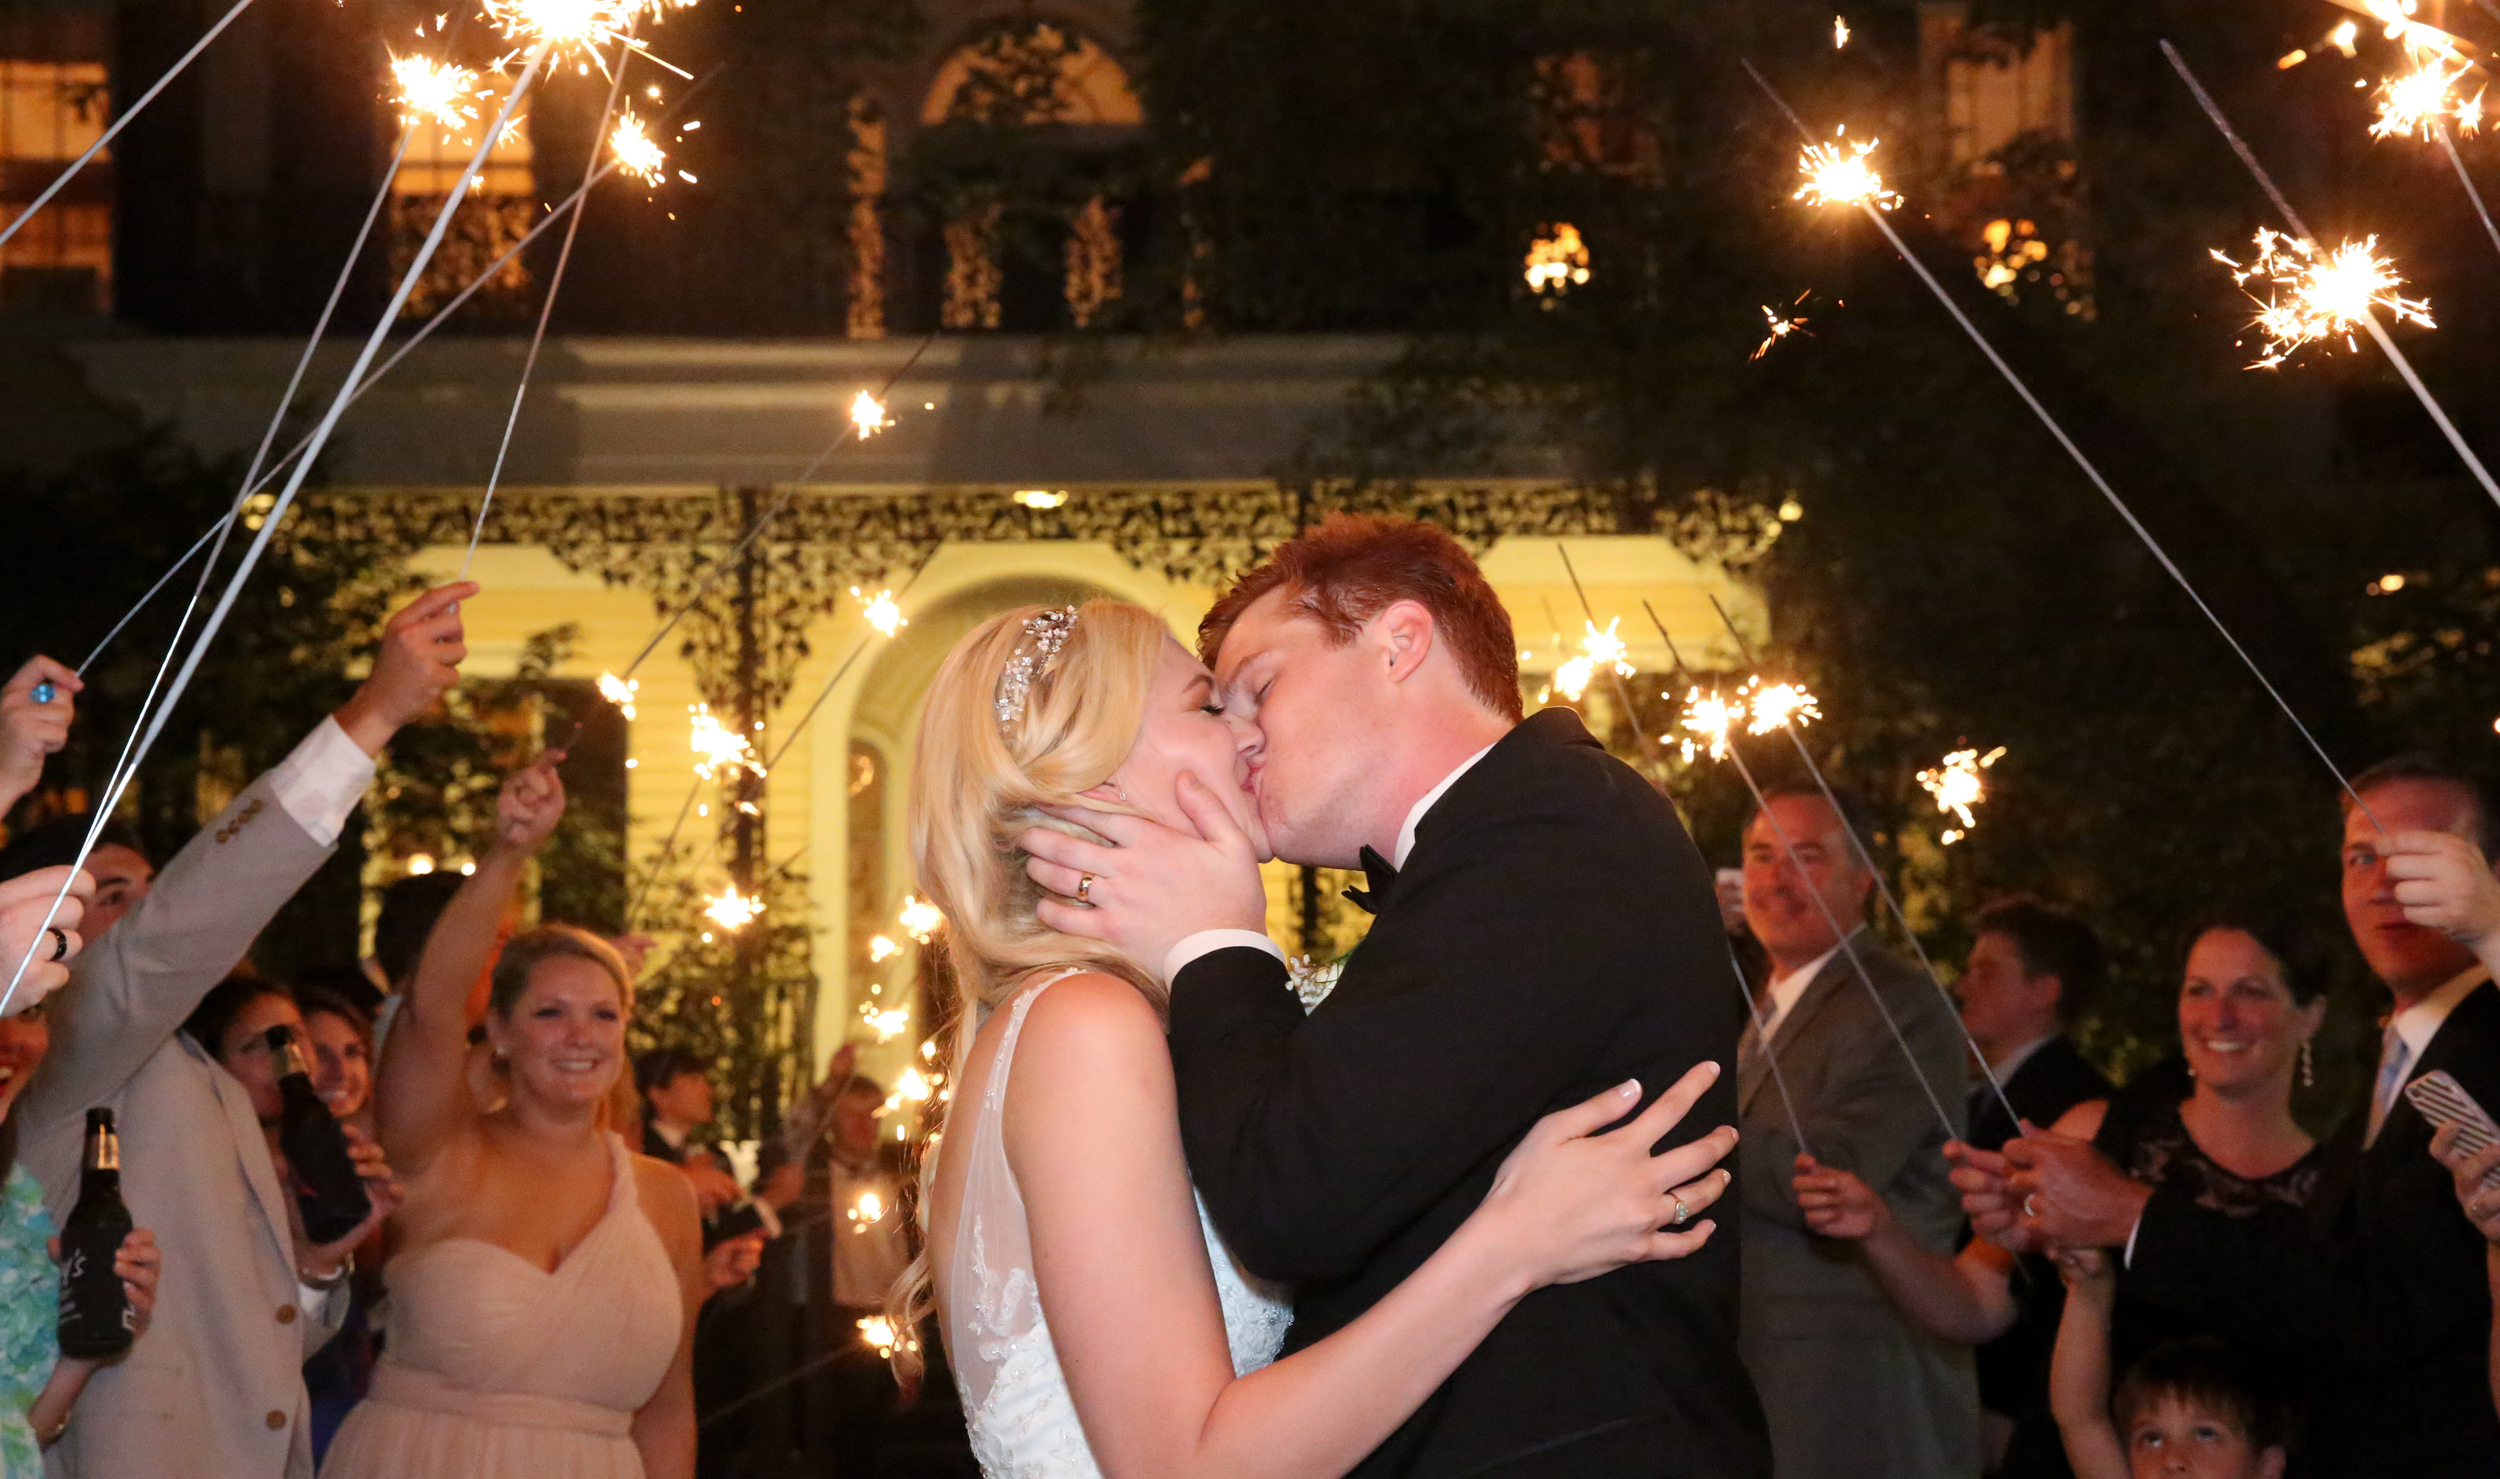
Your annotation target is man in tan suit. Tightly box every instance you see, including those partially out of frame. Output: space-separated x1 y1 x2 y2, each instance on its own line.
1734 787 1978 1479
11 583 472 1479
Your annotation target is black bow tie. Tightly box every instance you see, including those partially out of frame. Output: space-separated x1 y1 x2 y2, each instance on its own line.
1343 845 1399 915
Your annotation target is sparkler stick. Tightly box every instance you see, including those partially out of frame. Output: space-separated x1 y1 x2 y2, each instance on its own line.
1547 547 1812 1153
0 47 555 1018
2434 121 2500 259
0 0 261 251
1745 59 2383 832
2159 42 2500 512
462 34 641 579
1640 598 1958 1141
1702 593 2023 1136
624 568 929 924
614 331 939 683
72 70 724 679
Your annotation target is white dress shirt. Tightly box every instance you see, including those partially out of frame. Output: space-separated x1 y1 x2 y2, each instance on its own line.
1163 740 1501 982
1756 937 1845 1043
266 716 378 848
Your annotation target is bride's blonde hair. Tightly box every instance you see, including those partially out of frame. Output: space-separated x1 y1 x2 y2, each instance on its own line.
883 597 1174 1378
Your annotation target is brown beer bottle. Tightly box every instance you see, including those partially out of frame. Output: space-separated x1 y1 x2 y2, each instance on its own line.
56 1107 134 1359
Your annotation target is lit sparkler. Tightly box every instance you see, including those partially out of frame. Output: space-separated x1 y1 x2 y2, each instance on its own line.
688 703 765 781
1833 14 1850 48
1677 687 1743 762
608 108 665 183
858 1314 917 1357
596 670 638 719
898 894 943 944
480 0 642 59
1795 129 1901 211
391 53 486 131
1552 619 1634 702
863 1003 911 1042
849 390 891 438
2212 229 2434 369
1917 745 2005 845
1743 680 1821 735
851 586 907 637
847 1188 887 1232
2372 59 2483 140
702 883 763 930
868 935 898 963
1524 224 1591 294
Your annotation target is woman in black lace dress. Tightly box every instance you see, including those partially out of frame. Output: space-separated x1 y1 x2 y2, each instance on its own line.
2002 915 2326 1476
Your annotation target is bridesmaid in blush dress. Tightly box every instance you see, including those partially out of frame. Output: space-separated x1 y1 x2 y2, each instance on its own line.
323 757 705 1479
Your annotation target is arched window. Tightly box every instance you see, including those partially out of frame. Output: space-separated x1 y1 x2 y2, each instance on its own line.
879 21 1140 333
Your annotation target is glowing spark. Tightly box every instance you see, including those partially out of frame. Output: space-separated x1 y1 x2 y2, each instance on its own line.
2212 229 2434 368
1754 296 1811 359
851 586 906 637
1917 746 2006 842
2375 571 2409 593
1524 224 1591 294
868 935 898 963
849 390 891 438
608 109 665 184
847 1189 887 1232
895 1066 934 1102
390 53 484 131
596 670 638 720
898 894 944 944
1744 680 1822 735
689 703 765 781
1678 687 1742 762
1795 130 1901 211
919 1038 939 1061
864 1004 911 1042
701 884 763 930
1551 619 1634 702
2372 60 2481 140
1013 489 1069 509
406 853 436 876
857 1315 917 1358
1833 14 1849 48
481 0 645 58
2330 19 2360 55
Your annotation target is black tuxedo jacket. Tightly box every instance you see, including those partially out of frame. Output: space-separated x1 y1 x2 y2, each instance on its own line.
2127 978 2500 1476
1168 708 1770 1478
1968 1035 2112 1155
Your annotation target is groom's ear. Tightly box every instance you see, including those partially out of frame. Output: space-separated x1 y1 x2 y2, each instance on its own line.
1374 600 1437 685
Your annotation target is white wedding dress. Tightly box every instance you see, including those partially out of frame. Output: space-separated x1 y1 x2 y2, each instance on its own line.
946 970 1293 1479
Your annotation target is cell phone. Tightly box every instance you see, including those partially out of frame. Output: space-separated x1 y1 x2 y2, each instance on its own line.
2404 1070 2500 1186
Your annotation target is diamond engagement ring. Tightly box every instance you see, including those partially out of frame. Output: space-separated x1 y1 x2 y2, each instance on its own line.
1670 1195 1690 1226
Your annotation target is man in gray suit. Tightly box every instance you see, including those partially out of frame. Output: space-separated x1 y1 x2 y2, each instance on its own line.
1734 787 1978 1478
10 581 472 1479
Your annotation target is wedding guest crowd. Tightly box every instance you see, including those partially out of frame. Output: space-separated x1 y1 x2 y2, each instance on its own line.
6 567 2500 1479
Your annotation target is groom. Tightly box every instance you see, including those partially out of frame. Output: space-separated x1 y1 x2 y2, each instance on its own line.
1025 515 1770 1476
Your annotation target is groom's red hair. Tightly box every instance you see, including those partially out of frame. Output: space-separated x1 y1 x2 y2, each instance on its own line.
1199 513 1523 720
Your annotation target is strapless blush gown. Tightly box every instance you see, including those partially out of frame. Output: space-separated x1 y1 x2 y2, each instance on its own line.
321 1134 682 1478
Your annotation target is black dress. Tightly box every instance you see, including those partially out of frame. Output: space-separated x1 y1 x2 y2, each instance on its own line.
1997 1072 2320 1477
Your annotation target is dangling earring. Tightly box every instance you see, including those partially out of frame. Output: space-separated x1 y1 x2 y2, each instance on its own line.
2300 1039 2315 1089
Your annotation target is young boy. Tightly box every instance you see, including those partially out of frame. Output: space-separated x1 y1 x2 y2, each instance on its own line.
2051 1247 2290 1479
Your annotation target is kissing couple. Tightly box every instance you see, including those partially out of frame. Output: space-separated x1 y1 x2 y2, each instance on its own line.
897 515 1773 1478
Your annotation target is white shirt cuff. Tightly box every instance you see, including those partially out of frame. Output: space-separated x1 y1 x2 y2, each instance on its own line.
1164 930 1285 984
2122 1211 2143 1269
266 717 378 848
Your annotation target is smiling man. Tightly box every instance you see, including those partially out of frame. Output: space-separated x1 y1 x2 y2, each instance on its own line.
1032 514 1768 1477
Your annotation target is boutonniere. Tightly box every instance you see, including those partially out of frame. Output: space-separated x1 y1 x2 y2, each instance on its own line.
1288 955 1346 1013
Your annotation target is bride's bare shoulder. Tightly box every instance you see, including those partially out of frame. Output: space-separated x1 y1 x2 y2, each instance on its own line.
1007 971 1169 1098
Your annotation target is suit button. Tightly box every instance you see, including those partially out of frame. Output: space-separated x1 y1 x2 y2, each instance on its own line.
265 1411 286 1429
276 1304 297 1324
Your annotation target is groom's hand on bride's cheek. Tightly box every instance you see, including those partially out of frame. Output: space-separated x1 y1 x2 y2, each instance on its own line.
1020 772 1267 977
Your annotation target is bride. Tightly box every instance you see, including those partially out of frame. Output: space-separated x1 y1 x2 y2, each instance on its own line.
897 600 1739 1479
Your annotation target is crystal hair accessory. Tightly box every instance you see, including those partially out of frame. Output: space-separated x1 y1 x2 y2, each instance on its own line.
995 606 1080 729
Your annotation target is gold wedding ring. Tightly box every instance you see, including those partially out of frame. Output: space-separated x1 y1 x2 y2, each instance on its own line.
1077 873 1094 905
